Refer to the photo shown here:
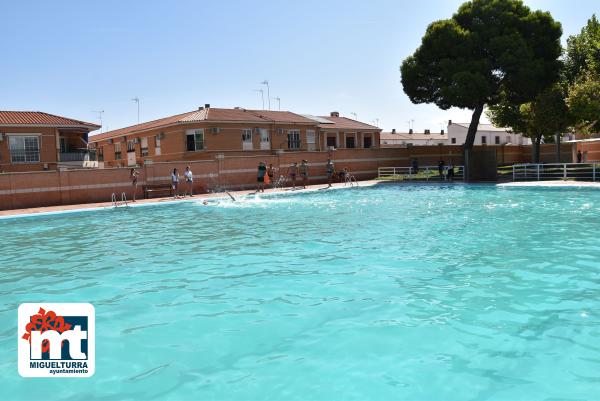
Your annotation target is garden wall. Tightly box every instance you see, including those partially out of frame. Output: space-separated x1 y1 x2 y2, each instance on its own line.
0 144 573 210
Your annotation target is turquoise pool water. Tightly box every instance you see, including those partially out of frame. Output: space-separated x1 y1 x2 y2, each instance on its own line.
1 183 599 400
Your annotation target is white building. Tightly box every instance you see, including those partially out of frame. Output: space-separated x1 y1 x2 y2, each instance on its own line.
380 129 448 147
447 120 531 146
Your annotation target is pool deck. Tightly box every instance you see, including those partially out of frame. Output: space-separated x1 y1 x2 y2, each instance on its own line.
498 180 600 188
0 180 381 218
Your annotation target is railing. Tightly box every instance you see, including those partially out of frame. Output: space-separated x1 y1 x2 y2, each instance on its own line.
378 166 465 181
512 163 600 181
59 151 96 162
515 163 598 181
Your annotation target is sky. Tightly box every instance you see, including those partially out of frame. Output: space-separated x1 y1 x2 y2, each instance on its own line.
0 0 598 135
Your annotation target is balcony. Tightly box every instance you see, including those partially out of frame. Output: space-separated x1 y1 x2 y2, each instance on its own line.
59 151 98 168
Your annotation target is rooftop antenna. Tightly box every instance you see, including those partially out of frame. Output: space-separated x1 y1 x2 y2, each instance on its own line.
260 80 270 110
372 118 380 127
132 97 140 123
253 89 265 109
92 110 104 132
350 112 358 120
272 97 281 111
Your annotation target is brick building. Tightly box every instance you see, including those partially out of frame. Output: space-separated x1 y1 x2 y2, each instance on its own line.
0 111 100 172
89 106 380 167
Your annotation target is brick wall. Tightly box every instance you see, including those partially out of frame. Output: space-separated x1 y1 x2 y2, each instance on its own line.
0 144 575 210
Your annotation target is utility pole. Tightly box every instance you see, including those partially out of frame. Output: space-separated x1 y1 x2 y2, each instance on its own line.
260 80 270 110
253 89 265 109
132 97 140 123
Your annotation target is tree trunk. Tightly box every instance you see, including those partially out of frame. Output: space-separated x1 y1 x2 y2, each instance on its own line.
533 135 541 163
464 104 485 150
463 104 484 181
555 134 561 162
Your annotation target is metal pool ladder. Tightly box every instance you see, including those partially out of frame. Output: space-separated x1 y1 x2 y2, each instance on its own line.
111 192 129 207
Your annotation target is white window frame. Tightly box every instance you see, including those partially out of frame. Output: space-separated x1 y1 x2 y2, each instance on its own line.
141 137 149 157
288 130 301 150
8 134 41 164
186 129 205 151
259 128 270 150
114 142 122 160
242 129 253 150
306 130 316 151
155 135 162 155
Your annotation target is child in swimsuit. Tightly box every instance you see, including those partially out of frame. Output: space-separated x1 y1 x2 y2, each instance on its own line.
289 163 298 189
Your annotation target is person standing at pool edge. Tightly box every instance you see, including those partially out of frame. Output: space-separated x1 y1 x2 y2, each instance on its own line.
172 168 180 198
184 166 193 197
299 160 309 189
326 158 334 188
257 162 267 192
288 162 298 190
130 168 140 202
267 164 275 188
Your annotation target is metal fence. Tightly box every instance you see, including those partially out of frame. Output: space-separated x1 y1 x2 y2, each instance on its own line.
512 163 600 181
378 165 465 181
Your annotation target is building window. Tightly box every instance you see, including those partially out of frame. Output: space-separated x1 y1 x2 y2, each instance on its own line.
451 138 456 144
98 146 104 161
141 137 149 157
155 135 162 156
327 136 336 147
9 135 40 163
127 140 136 152
259 129 269 143
288 130 301 149
114 142 122 160
481 136 487 145
186 129 204 151
345 135 355 148
495 136 500 145
242 129 253 150
306 130 316 151
364 135 372 148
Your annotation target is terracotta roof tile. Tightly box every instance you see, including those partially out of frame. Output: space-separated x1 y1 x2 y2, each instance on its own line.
90 110 198 141
245 110 316 124
0 111 100 129
317 116 379 130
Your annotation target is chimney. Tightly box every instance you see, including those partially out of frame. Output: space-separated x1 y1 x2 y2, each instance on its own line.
198 106 204 111
392 128 396 134
425 129 430 134
409 129 413 134
441 129 445 135
205 103 210 109
448 120 452 125
330 111 339 117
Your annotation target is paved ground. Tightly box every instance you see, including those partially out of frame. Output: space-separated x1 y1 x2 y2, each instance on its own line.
498 180 600 188
0 180 381 218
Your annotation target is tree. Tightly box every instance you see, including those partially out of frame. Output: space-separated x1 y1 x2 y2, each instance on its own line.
401 0 563 153
567 72 600 134
488 85 570 163
564 14 600 84
563 15 600 135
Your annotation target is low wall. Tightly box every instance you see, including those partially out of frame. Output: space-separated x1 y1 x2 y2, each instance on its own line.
0 144 574 210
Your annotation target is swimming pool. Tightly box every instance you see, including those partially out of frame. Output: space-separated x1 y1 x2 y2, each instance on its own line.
1 183 599 400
